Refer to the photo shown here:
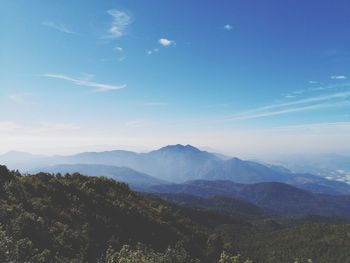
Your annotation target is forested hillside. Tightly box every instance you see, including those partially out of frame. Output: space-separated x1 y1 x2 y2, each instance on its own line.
149 180 350 217
1 165 350 263
0 165 207 262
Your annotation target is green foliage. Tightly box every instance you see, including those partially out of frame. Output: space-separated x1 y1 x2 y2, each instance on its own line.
104 242 199 263
214 222 350 263
218 251 253 263
1 165 350 263
0 224 12 262
0 165 205 262
207 234 224 260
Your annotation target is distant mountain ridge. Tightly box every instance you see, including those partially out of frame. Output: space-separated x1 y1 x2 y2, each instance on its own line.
1 144 350 195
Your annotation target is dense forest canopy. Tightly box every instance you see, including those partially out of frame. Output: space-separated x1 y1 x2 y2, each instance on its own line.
0 165 350 263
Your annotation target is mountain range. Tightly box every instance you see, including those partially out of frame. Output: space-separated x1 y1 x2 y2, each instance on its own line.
1 144 350 196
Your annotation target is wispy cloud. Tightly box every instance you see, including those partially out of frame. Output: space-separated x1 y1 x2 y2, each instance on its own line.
245 91 350 114
44 73 126 92
284 94 297 99
268 121 350 132
159 38 175 47
222 91 350 121
331 75 347 80
224 24 233 31
42 21 74 34
284 89 307 98
225 101 350 121
308 86 326 91
106 10 132 38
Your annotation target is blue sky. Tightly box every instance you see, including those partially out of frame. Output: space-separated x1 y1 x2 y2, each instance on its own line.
1 0 350 156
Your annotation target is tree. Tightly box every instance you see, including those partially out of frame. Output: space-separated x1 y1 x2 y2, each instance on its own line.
219 251 253 263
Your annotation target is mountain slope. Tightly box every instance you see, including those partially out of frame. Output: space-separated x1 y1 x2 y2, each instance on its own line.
200 158 291 183
1 165 350 262
152 193 264 218
144 144 220 182
0 165 207 262
147 180 350 217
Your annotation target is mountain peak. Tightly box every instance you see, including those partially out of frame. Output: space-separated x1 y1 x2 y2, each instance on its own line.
156 144 202 153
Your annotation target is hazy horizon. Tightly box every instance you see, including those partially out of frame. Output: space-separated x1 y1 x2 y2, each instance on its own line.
1 143 350 163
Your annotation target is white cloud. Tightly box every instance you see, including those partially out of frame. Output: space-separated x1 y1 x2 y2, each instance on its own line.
44 73 126 92
114 47 123 52
224 24 233 31
107 10 131 38
159 38 175 47
42 21 74 34
331 75 347 80
284 94 296 99
309 80 318 84
0 122 18 132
